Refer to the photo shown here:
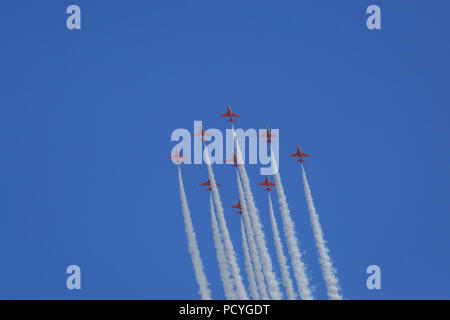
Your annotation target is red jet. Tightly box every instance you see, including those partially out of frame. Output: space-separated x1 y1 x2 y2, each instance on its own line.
199 179 220 191
257 176 276 192
290 144 310 163
259 125 278 143
168 148 188 164
226 152 239 167
220 105 240 122
193 125 212 141
230 199 242 214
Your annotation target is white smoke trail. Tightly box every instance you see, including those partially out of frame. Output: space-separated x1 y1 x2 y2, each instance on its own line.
241 219 259 300
270 150 313 300
209 195 237 300
267 193 297 300
177 166 212 300
232 132 282 300
236 171 270 300
204 150 249 300
301 165 342 300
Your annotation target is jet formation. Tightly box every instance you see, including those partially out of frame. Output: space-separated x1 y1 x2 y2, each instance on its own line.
168 104 311 206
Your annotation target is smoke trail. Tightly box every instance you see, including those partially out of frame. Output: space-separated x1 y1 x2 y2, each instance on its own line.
177 166 212 300
241 219 259 300
267 193 297 300
237 171 270 300
204 150 249 300
209 195 237 300
232 132 282 300
269 150 313 300
301 165 342 300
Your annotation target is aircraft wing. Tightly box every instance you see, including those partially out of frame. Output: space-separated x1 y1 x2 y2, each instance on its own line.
193 131 213 137
290 152 299 157
231 113 240 117
302 153 311 157
220 112 229 117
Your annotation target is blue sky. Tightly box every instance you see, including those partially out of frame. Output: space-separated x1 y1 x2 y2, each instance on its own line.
1 1 449 299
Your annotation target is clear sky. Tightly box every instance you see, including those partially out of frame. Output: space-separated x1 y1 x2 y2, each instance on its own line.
1 1 449 299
